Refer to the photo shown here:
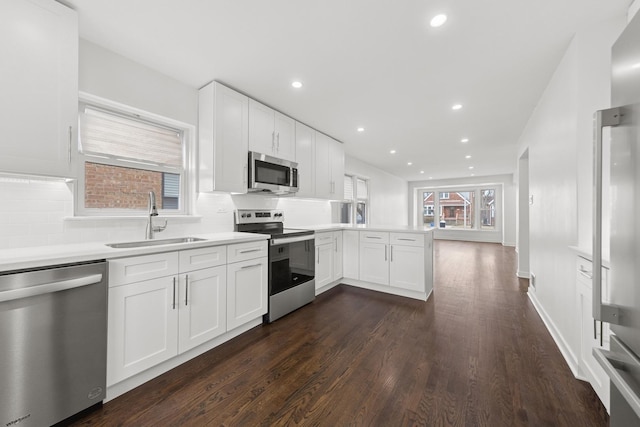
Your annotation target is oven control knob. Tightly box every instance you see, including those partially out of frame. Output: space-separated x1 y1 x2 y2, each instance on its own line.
247 213 252 218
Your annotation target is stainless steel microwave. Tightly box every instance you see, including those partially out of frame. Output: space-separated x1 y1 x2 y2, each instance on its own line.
248 151 299 195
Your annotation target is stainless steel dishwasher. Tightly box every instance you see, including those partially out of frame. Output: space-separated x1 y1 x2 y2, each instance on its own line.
0 260 108 427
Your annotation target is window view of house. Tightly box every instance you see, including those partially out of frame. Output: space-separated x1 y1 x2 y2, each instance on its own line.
480 189 496 229
421 187 496 230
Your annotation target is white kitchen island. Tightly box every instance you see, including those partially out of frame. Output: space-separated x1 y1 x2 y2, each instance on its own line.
303 224 435 301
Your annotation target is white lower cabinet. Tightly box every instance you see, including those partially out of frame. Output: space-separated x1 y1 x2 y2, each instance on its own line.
343 230 359 280
226 257 268 330
107 242 266 387
576 256 610 411
358 231 428 293
389 233 425 292
315 233 334 290
178 266 227 353
359 231 390 285
107 275 179 386
333 232 343 281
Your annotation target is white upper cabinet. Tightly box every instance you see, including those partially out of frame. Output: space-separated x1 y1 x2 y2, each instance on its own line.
249 99 295 161
0 0 78 178
294 122 316 198
199 81 249 193
315 132 344 199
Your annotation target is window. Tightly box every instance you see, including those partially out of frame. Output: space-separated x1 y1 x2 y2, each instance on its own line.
439 191 474 229
340 174 369 225
418 186 499 231
421 191 435 226
480 189 496 229
77 102 188 215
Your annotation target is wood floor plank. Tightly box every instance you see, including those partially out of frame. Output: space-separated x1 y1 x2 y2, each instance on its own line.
69 241 608 427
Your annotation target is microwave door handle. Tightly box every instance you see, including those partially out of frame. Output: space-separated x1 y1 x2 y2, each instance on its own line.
593 107 622 330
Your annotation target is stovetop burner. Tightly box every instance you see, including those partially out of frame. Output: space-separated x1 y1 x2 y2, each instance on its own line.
234 209 313 239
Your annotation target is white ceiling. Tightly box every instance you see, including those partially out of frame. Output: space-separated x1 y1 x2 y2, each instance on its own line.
64 0 630 182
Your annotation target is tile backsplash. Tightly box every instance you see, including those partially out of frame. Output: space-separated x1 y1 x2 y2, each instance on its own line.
0 178 333 250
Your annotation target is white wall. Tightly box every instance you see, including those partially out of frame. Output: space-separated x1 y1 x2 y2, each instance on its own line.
516 15 625 375
0 40 408 249
344 155 408 226
408 174 516 245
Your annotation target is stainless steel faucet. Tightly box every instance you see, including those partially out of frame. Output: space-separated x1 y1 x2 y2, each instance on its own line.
146 191 167 239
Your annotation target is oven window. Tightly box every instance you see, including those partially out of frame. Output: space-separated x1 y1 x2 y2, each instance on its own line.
256 160 290 186
270 240 314 295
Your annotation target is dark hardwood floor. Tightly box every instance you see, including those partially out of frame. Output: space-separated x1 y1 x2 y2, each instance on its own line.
71 240 608 426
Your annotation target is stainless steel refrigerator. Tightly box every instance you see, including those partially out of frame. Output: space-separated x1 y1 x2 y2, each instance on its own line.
593 9 640 427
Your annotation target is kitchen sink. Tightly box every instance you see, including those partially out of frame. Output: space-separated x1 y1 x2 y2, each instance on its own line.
106 237 207 249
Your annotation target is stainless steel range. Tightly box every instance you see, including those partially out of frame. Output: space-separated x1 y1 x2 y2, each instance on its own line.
235 209 315 322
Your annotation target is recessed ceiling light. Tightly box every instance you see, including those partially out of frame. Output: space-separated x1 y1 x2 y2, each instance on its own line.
390 150 396 154
420 171 425 174
461 138 469 143
470 173 475 177
357 127 365 132
430 14 447 28
429 176 433 180
468 166 474 170
452 104 463 110
465 155 471 159
632 63 640 69
407 162 413 166
291 81 303 89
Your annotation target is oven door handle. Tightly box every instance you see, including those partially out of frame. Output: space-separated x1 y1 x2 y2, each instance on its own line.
271 234 315 245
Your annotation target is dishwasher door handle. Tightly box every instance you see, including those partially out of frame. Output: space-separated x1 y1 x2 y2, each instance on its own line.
0 274 103 303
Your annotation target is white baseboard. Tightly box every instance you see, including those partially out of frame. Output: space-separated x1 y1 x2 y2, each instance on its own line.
527 291 580 377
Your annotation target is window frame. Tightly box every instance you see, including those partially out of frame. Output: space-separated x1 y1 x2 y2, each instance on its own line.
75 93 194 217
416 185 501 231
340 174 369 225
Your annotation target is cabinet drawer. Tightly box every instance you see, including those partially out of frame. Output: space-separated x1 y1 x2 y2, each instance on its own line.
576 257 593 286
179 245 227 271
227 240 268 263
360 231 389 244
315 232 334 245
390 233 424 247
109 252 179 287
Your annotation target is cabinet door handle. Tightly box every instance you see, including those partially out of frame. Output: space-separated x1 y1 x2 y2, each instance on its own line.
317 250 320 264
366 236 382 239
390 245 393 262
593 107 621 326
241 263 261 270
243 165 247 184
385 244 387 261
335 237 338 252
68 126 73 164
172 277 176 310
397 238 415 241
240 248 261 254
272 131 275 152
578 267 593 279
185 274 189 306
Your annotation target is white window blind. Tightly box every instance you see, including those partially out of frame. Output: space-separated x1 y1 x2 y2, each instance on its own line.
344 175 354 200
357 178 368 199
80 106 183 167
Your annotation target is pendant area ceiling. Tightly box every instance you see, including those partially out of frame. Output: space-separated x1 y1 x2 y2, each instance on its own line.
63 0 631 181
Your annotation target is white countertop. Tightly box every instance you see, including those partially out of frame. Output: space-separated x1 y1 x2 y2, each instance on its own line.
0 224 434 273
297 223 435 233
0 232 268 273
568 245 610 268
